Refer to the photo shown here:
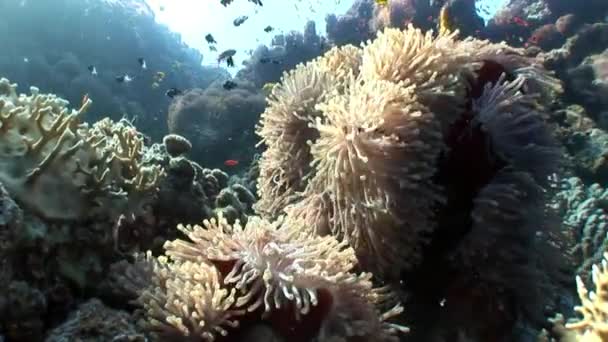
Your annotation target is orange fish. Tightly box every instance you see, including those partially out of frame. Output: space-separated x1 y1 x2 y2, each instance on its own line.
512 16 529 27
224 159 239 167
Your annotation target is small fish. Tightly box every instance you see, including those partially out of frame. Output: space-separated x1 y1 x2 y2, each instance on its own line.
209 46 217 52
218 49 237 67
248 0 263 6
165 87 183 98
151 82 160 89
223 80 237 90
205 34 216 45
115 74 133 83
23 57 29 63
512 16 529 27
375 0 388 5
260 57 281 65
224 159 239 167
137 57 147 69
87 65 97 75
220 0 234 6
154 71 166 83
233 16 248 27
264 25 274 32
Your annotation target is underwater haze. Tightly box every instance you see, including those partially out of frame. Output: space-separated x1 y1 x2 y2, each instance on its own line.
1 0 608 341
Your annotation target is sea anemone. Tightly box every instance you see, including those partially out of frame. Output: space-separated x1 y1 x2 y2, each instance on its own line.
165 214 359 317
125 252 244 340
293 74 444 277
254 62 335 217
360 25 472 122
124 213 408 341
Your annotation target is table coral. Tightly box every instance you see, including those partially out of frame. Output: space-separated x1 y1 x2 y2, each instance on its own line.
0 78 162 221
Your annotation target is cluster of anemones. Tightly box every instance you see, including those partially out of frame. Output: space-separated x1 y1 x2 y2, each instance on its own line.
121 213 408 341
254 24 563 340
255 24 561 282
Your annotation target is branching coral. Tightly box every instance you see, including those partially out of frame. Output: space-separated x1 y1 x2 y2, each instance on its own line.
0 78 162 221
123 213 408 341
539 253 608 342
559 252 608 341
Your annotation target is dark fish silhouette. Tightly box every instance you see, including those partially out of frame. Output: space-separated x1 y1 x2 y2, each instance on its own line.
233 16 248 26
137 57 147 69
205 34 216 44
165 87 183 98
115 74 133 83
264 25 273 32
223 80 237 90
87 65 97 75
218 49 237 67
260 57 281 65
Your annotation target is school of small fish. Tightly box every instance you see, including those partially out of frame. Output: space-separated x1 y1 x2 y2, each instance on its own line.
84 0 551 170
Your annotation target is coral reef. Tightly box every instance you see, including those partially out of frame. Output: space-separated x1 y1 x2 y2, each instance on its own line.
553 105 608 184
3 0 608 340
112 141 256 254
551 177 608 281
326 0 376 47
0 281 47 341
162 133 192 158
0 0 227 141
45 298 144 341
237 21 328 88
167 81 264 169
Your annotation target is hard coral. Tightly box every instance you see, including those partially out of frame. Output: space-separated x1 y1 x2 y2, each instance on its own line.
163 133 192 157
45 298 144 342
167 82 264 168
565 253 608 341
0 78 162 221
